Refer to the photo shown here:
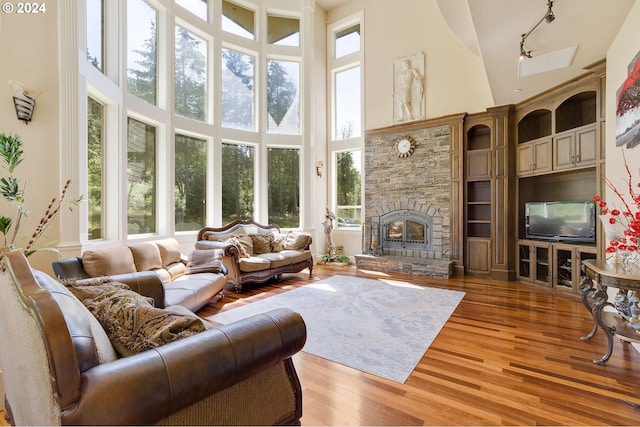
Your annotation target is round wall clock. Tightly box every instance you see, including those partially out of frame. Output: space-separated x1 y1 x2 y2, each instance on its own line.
396 136 416 158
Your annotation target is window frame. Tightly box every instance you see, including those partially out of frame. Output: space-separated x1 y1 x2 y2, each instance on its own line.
328 12 364 230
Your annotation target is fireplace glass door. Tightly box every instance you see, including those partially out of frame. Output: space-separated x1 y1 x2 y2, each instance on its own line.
383 218 428 248
405 220 426 244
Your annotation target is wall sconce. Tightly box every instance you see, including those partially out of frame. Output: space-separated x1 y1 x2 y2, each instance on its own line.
316 160 324 177
518 0 555 61
8 80 41 124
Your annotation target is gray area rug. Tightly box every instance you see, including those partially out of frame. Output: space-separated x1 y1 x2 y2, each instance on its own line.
207 275 465 383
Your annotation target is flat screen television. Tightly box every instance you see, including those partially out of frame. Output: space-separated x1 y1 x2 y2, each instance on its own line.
525 201 596 243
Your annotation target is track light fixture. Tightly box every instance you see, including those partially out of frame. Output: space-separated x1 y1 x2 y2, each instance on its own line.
518 0 555 61
519 35 532 60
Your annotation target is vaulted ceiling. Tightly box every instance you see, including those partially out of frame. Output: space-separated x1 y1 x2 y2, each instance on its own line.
317 0 636 105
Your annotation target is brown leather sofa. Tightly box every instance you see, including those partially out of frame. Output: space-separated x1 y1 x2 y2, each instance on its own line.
196 221 314 292
0 250 307 425
52 238 227 312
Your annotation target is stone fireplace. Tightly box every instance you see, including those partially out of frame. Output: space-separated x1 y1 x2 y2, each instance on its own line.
355 123 454 279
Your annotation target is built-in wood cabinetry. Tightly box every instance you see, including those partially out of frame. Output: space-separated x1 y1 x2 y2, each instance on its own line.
461 61 606 293
513 61 606 293
463 106 515 280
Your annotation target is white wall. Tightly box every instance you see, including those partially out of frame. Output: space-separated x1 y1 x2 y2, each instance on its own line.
326 0 493 130
0 5 61 273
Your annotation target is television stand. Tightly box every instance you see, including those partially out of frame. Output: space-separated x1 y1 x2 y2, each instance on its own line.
517 239 597 293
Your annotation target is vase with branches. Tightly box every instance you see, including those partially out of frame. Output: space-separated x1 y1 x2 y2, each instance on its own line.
594 151 640 270
0 133 81 259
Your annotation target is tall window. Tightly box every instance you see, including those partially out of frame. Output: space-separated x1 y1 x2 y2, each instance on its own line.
127 118 156 235
267 59 300 134
335 150 361 226
335 66 361 140
175 26 207 121
221 48 255 130
127 0 157 105
329 14 364 228
78 1 307 246
86 0 103 71
87 97 104 240
175 134 207 231
268 148 300 228
221 143 254 224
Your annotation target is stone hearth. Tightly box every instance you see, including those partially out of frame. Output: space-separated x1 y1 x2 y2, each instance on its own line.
355 254 453 279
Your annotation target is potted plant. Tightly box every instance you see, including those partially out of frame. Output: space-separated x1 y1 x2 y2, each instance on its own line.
0 133 80 258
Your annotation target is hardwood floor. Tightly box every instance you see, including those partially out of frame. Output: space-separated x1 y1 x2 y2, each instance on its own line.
2 265 638 425
200 264 640 426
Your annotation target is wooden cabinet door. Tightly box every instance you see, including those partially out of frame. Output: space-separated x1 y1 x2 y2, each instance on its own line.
552 244 576 292
552 244 597 293
467 238 491 274
532 242 551 287
517 144 533 176
517 241 533 281
553 132 575 170
575 125 597 166
532 138 552 173
467 149 491 179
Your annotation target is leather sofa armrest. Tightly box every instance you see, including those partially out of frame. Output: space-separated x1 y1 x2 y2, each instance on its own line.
52 257 90 280
62 308 306 425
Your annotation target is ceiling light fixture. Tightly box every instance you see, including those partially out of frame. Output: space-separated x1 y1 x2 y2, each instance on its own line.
518 0 555 61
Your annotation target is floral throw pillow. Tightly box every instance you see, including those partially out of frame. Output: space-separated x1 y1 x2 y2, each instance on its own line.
271 234 285 252
250 233 274 254
283 231 311 250
225 235 253 258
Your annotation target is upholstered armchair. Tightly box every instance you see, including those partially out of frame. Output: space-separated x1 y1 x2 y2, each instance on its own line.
0 251 306 425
